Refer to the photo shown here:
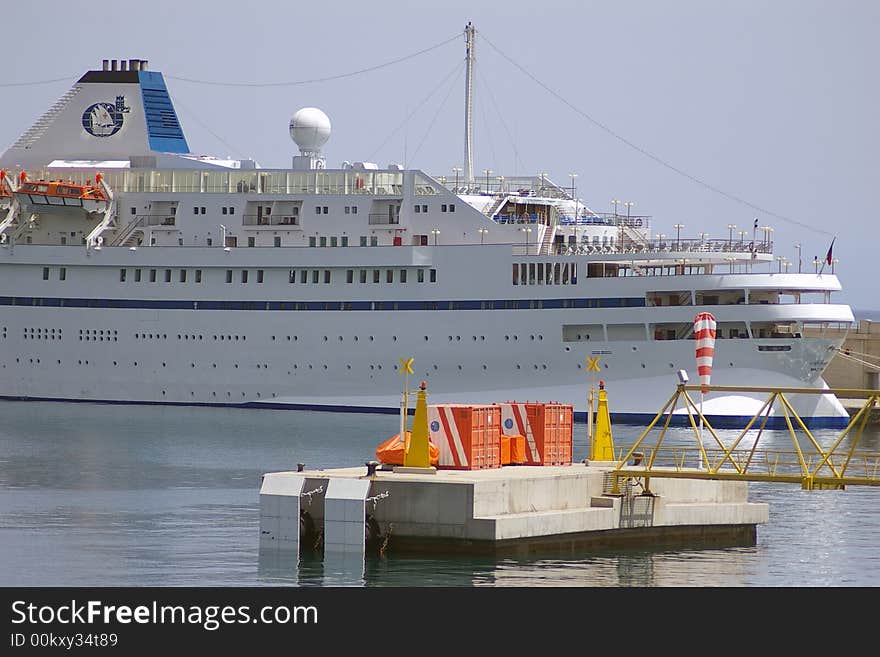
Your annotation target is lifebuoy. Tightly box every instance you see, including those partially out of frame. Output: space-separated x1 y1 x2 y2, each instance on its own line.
635 218 643 227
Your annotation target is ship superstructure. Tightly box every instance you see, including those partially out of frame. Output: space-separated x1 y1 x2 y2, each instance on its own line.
0 49 854 427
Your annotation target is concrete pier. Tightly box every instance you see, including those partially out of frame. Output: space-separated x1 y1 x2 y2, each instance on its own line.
260 462 769 557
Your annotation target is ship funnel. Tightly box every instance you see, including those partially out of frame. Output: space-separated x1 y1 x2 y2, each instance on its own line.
0 59 190 169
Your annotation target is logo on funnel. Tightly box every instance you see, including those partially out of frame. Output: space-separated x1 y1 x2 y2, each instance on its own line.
82 95 130 137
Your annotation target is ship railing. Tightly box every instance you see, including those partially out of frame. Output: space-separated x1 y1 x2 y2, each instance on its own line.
557 212 651 229
145 215 177 227
550 238 773 256
437 175 572 199
368 213 401 225
241 214 301 227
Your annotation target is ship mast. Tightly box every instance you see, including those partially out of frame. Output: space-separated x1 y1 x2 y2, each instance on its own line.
463 22 475 190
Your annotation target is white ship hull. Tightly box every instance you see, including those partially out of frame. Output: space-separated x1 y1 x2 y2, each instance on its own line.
0 243 850 428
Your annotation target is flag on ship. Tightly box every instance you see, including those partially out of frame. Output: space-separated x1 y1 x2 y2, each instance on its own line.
825 237 836 266
694 312 717 394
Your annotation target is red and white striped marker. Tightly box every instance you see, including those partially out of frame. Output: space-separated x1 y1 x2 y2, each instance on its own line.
694 312 716 394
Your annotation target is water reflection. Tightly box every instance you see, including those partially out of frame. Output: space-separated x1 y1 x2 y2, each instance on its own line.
1 402 879 586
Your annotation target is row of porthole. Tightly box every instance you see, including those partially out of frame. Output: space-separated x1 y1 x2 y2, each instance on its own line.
24 334 63 340
132 333 248 342
79 329 118 335
4 360 739 372
17 331 550 344
11 358 538 369
161 391 281 399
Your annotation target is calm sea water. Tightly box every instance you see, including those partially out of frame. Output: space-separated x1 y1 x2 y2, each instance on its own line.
1 400 879 587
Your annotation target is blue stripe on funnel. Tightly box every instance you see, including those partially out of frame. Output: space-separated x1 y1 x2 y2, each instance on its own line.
138 71 189 153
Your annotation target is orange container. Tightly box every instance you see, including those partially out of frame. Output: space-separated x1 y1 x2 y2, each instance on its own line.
427 404 502 470
496 402 573 465
500 435 511 465
509 434 526 464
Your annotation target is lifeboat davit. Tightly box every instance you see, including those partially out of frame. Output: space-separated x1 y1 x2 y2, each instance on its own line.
13 172 111 215
0 170 13 210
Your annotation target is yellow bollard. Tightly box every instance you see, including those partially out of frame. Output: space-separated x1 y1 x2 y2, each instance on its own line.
404 381 431 468
591 380 616 461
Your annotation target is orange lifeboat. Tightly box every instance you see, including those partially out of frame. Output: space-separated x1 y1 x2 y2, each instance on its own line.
13 172 110 214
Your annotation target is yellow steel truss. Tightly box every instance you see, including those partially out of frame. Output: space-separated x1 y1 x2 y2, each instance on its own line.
609 384 880 493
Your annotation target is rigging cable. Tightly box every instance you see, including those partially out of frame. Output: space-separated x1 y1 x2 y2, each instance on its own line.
475 63 526 177
409 65 465 165
0 76 76 88
368 61 464 163
166 33 461 88
171 96 249 161
475 68 499 182
835 349 880 372
478 29 833 237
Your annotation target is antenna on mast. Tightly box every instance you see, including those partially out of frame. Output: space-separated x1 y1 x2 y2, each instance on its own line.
463 22 476 190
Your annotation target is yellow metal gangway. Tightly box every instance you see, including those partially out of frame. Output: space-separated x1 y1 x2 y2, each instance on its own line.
608 384 880 493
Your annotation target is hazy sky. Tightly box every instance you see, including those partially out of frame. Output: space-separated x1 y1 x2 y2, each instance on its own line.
2 1 876 311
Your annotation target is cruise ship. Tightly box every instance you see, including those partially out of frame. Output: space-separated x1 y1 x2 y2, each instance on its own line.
0 29 855 427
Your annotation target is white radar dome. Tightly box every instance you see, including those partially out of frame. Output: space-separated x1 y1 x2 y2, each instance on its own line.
289 107 331 153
